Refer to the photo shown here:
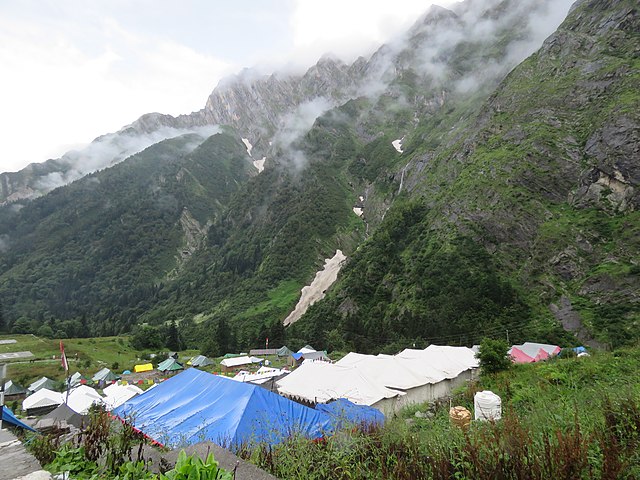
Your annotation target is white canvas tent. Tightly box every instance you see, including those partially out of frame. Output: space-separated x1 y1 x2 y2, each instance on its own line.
103 383 144 410
276 361 403 415
23 388 64 415
285 345 480 414
67 385 104 414
297 345 316 354
220 356 263 369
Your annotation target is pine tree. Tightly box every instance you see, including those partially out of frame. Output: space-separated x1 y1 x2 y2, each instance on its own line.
166 320 182 351
0 299 4 332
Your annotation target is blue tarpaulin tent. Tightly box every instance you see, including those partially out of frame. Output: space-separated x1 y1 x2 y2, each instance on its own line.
316 399 385 429
114 368 333 448
2 406 36 432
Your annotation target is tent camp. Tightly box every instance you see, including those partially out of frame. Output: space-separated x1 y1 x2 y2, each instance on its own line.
92 368 119 383
157 358 184 372
509 342 561 363
35 403 86 430
188 355 214 367
114 368 333 448
4 380 27 398
28 376 57 393
67 385 104 414
23 388 64 416
2 406 36 431
134 363 153 373
103 383 144 410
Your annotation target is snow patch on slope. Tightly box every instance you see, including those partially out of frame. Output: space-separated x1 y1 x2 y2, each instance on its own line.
253 157 266 173
283 250 347 326
241 138 253 157
392 138 404 153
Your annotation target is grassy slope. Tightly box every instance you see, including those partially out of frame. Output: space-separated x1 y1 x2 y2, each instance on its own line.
248 346 640 479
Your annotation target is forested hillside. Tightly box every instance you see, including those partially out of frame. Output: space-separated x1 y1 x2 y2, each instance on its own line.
0 0 637 355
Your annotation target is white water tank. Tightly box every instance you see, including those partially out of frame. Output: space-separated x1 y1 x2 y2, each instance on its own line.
474 390 502 421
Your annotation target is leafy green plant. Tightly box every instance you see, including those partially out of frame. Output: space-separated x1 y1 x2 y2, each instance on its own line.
47 445 98 478
160 450 233 480
476 337 511 375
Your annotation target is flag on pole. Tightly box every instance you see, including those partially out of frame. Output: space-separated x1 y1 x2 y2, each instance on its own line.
60 341 68 372
266 337 269 349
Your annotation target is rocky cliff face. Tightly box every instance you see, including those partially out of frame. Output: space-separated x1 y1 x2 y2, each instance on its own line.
1 0 564 205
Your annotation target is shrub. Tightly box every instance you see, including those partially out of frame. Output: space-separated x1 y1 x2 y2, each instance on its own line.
476 337 511 375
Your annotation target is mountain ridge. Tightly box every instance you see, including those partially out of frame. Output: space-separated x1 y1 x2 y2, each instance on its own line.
1 0 637 355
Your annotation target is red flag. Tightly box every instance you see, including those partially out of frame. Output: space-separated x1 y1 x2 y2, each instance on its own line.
266 337 269 349
60 341 68 372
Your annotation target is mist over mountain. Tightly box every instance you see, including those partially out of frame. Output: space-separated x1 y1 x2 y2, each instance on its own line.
0 0 637 355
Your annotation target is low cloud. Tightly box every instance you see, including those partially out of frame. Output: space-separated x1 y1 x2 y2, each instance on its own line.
357 0 573 98
0 234 10 253
274 97 332 170
33 125 220 192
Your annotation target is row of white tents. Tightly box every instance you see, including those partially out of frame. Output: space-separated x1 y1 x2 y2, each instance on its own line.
276 345 479 415
22 383 144 416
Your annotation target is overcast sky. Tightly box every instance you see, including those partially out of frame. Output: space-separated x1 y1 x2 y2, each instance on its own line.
0 0 456 174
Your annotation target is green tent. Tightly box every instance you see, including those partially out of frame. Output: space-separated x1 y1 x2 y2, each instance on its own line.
92 368 119 382
69 371 92 387
4 380 27 396
28 376 57 393
190 355 214 367
277 346 293 357
158 358 184 372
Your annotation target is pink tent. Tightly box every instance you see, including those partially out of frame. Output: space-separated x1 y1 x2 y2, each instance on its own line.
510 347 534 363
534 349 550 362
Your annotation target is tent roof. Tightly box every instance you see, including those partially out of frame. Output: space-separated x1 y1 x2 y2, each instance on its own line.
508 342 560 359
335 345 479 391
277 362 402 406
509 346 534 363
2 406 36 431
276 346 293 356
220 356 262 368
103 384 143 410
38 403 86 429
316 398 385 429
158 358 184 372
23 388 64 410
4 380 27 396
67 385 104 414
297 345 316 354
190 355 214 367
69 372 91 387
93 368 118 382
28 377 56 392
231 367 289 384
134 363 153 373
113 368 333 448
